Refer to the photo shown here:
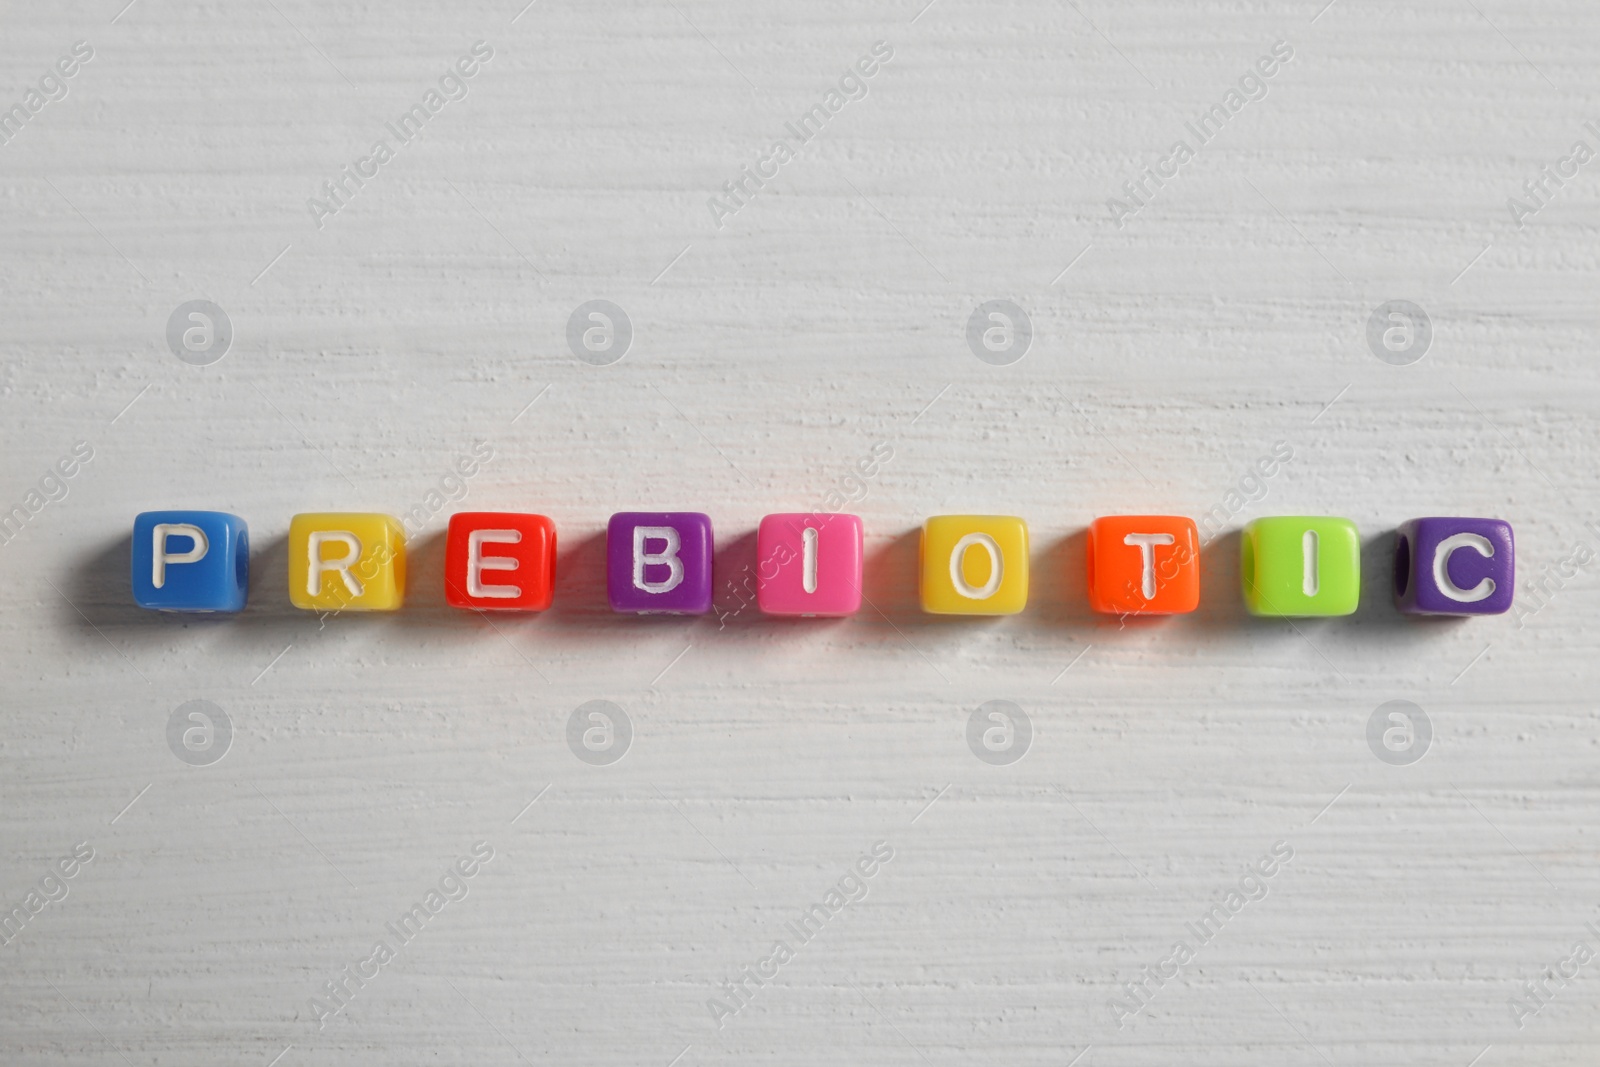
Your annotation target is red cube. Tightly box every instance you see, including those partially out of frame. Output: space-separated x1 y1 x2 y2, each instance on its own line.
444 512 556 611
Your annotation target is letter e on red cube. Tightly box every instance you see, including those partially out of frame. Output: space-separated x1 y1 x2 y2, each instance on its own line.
444 512 556 610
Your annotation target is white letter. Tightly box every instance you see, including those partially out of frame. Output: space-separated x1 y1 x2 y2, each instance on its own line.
1302 529 1319 596
308 531 363 597
981 313 1014 354
582 311 613 354
308 197 336 229
633 526 684 593
1434 532 1495 603
1107 996 1139 1029
981 707 1015 752
1382 711 1414 753
707 997 737 1029
1123 532 1175 598
181 708 214 753
181 311 214 353
582 708 613 751
151 523 208 588
949 532 1002 599
1381 311 1413 355
467 529 521 598
308 996 336 1029
801 527 819 593
707 196 737 228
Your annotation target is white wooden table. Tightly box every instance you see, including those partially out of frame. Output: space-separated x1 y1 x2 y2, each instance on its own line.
3 0 1598 1063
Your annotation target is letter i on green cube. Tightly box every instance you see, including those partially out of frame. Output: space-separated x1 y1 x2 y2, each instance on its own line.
1241 517 1360 617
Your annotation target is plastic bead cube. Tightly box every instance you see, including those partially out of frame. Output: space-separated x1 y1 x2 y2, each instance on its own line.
1241 516 1360 617
606 512 713 614
920 515 1029 615
288 513 406 612
444 512 556 611
1088 515 1199 615
755 512 863 617
131 510 249 612
1394 517 1514 616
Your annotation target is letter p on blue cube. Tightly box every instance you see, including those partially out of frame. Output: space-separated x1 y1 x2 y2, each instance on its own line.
131 511 249 612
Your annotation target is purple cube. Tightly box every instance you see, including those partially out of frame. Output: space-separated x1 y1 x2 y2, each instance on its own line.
606 512 714 615
1394 517 1514 616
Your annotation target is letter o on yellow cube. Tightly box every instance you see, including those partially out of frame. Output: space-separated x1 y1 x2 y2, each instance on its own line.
920 515 1029 615
288 513 407 612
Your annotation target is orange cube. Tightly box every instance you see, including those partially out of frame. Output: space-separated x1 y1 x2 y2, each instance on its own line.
1087 515 1200 615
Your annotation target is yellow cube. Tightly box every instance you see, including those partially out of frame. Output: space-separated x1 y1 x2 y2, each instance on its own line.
920 515 1029 615
287 513 406 612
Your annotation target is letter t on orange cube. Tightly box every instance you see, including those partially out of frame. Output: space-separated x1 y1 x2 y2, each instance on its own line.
444 512 556 611
1087 515 1200 615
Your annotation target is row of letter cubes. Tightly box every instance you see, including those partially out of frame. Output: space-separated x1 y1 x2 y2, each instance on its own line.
131 511 1515 618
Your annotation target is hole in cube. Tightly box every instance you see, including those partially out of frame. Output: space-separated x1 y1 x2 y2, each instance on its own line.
236 529 250 594
1393 533 1410 596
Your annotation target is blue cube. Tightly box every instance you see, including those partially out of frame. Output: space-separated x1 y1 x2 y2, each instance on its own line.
131 511 249 612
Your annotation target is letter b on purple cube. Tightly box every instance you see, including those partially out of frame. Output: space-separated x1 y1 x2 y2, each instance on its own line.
606 512 713 614
1394 517 1513 616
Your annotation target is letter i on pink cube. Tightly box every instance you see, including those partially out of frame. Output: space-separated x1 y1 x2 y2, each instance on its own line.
755 513 863 617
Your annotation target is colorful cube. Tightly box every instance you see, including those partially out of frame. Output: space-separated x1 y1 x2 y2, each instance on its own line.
131 510 249 612
606 511 713 614
1088 515 1199 615
444 512 556 611
287 513 406 612
755 513 863 616
920 515 1029 615
1394 517 1513 616
1241 516 1360 617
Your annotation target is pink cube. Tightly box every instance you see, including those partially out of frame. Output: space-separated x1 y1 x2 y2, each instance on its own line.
755 513 863 617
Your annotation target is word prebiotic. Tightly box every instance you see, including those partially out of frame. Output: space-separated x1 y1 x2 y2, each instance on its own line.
129 510 1515 621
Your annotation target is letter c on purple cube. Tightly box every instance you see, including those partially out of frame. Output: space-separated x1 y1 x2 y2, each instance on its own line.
1394 517 1513 616
606 512 713 614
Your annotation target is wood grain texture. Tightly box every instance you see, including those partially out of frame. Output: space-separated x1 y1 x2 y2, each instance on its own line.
2 0 1598 1063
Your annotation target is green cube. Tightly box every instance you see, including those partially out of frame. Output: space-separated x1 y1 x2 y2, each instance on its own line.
1241 516 1360 617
